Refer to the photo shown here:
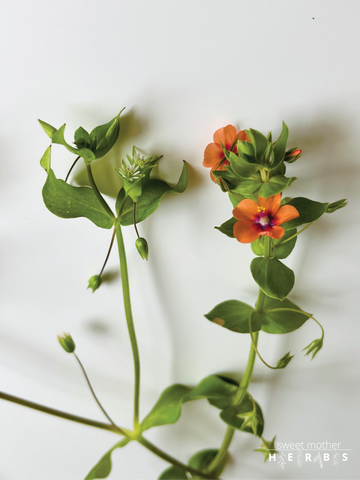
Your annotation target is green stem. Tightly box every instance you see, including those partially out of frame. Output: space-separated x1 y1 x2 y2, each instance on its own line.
74 353 128 436
207 331 259 476
86 164 115 221
137 436 213 479
276 222 314 246
115 223 141 429
99 226 117 277
0 391 122 434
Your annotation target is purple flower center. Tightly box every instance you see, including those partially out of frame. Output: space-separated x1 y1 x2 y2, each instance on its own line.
254 211 275 231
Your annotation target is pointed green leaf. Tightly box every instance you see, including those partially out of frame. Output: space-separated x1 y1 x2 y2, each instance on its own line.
228 151 259 178
257 175 296 198
140 375 239 432
232 178 262 196
39 119 57 139
282 197 328 227
52 124 96 161
250 257 294 300
253 296 310 334
246 129 269 164
215 217 237 238
40 145 51 173
254 436 277 462
118 161 188 225
158 466 188 479
272 121 289 167
85 439 130 480
204 300 260 334
42 169 113 229
189 449 228 479
90 110 124 159
74 126 91 148
220 392 264 436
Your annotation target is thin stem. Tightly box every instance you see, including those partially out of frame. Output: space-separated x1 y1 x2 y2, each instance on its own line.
276 222 314 246
138 436 213 479
266 308 324 339
0 391 121 434
99 226 116 277
207 331 259 476
86 164 115 221
115 223 141 429
248 312 279 370
133 203 140 238
65 155 80 183
74 353 128 436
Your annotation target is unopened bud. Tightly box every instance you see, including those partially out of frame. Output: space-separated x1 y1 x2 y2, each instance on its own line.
57 332 76 353
135 237 149 261
326 198 347 213
284 148 302 163
87 274 102 293
276 351 294 369
38 119 57 139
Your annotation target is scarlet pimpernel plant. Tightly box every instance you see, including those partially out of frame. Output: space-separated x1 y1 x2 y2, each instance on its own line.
0 114 346 479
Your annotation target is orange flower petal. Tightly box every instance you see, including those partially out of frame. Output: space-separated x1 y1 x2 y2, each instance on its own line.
213 125 238 150
268 226 285 239
257 194 281 216
234 220 260 243
273 205 299 225
237 130 250 142
233 199 259 222
203 143 224 168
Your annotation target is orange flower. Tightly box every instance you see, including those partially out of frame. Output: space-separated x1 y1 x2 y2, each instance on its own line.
203 125 250 182
232 194 299 243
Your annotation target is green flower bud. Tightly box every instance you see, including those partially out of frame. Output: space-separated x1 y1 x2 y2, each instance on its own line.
57 332 76 353
276 351 294 369
135 237 149 261
303 338 323 360
326 198 347 213
87 274 102 292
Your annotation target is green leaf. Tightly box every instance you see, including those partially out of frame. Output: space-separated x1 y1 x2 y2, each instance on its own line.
74 126 91 148
42 169 113 229
215 217 236 238
90 110 123 159
283 197 328 227
246 129 269 164
38 119 57 139
204 300 261 334
250 257 295 300
40 145 51 173
251 228 297 259
257 175 296 198
85 439 129 480
220 392 264 436
272 122 289 167
140 375 238 432
52 124 96 161
118 161 188 225
123 177 143 203
232 178 263 196
189 449 228 479
254 296 310 334
228 191 247 208
158 466 188 479
228 151 259 178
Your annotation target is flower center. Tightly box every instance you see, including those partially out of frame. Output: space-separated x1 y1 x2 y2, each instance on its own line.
254 207 274 230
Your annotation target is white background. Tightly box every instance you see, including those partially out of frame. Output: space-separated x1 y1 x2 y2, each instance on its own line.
0 1 359 479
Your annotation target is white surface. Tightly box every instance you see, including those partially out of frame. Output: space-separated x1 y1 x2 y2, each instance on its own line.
0 1 359 479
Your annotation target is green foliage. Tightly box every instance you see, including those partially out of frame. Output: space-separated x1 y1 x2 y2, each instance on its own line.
303 337 323 359
254 436 277 462
215 217 237 238
276 351 294 368
232 177 263 196
283 197 329 227
188 449 227 478
85 439 130 480
140 375 239 432
227 150 259 178
40 146 51 173
88 275 102 292
272 122 289 168
158 466 188 479
246 129 269 164
254 296 310 334
42 169 113 229
220 392 264 436
326 198 347 213
257 175 296 198
250 257 295 301
39 110 123 163
117 161 188 225
251 228 297 259
204 300 261 334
